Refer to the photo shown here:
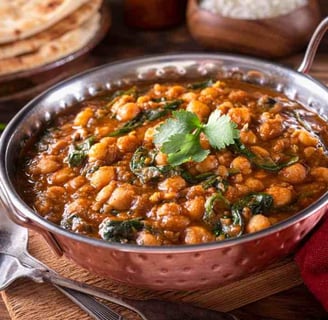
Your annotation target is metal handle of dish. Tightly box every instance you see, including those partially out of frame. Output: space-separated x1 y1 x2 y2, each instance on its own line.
0 174 64 256
0 182 28 225
0 183 64 256
298 17 328 73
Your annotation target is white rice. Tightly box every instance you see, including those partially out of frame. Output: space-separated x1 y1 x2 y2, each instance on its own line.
199 0 308 19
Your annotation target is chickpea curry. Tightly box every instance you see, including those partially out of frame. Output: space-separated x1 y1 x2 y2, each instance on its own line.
18 79 328 245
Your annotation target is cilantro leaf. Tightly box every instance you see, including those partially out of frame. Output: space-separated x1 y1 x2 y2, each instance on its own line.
153 110 201 145
154 109 240 166
162 133 209 166
203 110 239 149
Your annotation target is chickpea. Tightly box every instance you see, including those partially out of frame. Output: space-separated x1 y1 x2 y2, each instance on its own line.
184 226 215 244
65 176 86 193
73 184 94 199
273 138 290 153
88 137 118 164
107 184 136 211
73 108 93 127
200 87 219 98
117 134 139 153
156 203 190 231
265 185 294 207
35 198 52 215
195 155 218 173
216 150 233 166
111 95 134 114
303 147 316 158
136 231 162 246
116 102 140 122
137 95 150 104
156 202 181 217
216 165 229 178
166 85 185 99
94 126 114 138
50 140 68 154
49 167 74 185
310 167 328 182
158 176 186 193
94 181 116 207
246 214 271 233
225 185 239 203
230 156 252 175
240 129 257 144
160 215 190 232
155 151 168 165
232 173 244 183
65 198 89 216
184 196 205 220
45 186 66 199
236 183 249 195
153 83 166 95
298 130 318 146
163 192 178 200
90 166 116 190
259 117 284 141
34 156 61 174
228 107 251 127
186 100 211 121
279 163 307 184
244 177 264 192
181 92 197 102
186 185 205 199
217 101 233 114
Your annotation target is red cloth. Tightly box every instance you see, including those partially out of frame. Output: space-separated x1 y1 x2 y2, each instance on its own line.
295 213 328 311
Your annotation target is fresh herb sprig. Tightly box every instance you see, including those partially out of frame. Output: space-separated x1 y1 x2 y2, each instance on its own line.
154 110 239 166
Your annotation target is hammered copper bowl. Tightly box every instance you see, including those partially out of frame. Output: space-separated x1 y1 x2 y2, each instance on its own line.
0 52 328 290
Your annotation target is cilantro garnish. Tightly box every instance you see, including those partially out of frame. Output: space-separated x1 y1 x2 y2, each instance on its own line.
154 110 239 166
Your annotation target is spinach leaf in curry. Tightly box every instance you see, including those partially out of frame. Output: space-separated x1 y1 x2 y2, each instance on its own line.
99 218 144 243
67 136 95 167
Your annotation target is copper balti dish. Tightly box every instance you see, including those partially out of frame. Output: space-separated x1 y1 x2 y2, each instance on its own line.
0 19 328 291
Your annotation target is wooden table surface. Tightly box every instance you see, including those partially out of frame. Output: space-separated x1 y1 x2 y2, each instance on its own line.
1 1 328 319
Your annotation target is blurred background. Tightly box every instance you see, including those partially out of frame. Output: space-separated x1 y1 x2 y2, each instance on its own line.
0 0 327 122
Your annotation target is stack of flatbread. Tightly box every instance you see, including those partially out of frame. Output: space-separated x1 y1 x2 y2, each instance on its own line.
0 0 103 76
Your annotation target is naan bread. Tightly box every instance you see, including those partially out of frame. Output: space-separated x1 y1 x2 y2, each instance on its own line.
0 12 100 75
0 0 102 59
0 0 89 44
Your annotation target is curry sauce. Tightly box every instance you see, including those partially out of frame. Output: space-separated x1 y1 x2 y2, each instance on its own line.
18 79 328 245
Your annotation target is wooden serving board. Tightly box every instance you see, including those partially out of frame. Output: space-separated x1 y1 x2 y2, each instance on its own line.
1 230 302 320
